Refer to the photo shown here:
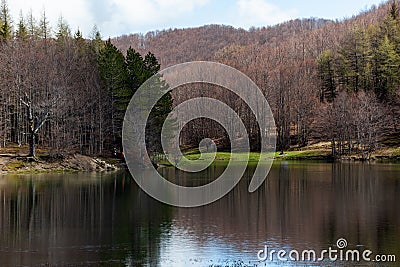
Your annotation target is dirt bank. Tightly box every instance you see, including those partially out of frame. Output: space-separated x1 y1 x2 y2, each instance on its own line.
0 154 121 174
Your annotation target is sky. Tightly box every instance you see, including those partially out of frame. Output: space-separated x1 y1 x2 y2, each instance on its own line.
8 0 386 38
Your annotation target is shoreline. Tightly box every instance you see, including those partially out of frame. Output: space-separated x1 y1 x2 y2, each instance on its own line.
0 153 122 175
160 144 400 166
1 144 400 174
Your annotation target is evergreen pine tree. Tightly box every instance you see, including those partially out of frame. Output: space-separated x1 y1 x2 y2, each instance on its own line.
74 29 83 40
56 15 71 41
390 1 399 21
16 12 28 41
376 2 400 58
337 27 370 93
143 52 174 155
26 9 37 37
89 26 103 55
38 9 51 39
126 47 146 95
143 52 161 77
317 49 337 102
375 35 400 98
0 0 12 40
98 39 129 149
145 74 174 155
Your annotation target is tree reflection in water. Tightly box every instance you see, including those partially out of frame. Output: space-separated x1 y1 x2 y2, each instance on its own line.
0 162 399 266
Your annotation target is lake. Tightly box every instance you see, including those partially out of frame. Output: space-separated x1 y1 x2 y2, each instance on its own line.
0 161 399 266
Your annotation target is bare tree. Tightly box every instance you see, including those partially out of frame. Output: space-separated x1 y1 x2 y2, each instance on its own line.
20 93 50 157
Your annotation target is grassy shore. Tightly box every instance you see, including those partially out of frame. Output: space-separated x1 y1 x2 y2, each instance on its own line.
2 142 400 174
160 142 400 165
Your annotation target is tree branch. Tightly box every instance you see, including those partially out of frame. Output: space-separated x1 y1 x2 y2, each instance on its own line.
33 112 50 133
20 97 29 107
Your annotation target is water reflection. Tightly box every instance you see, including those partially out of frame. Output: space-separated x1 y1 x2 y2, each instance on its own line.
0 172 172 266
0 162 399 266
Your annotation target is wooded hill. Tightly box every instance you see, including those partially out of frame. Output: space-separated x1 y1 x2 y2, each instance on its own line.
113 1 400 158
0 0 399 159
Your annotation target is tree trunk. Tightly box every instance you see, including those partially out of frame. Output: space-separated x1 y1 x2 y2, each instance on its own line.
21 95 49 158
29 129 35 157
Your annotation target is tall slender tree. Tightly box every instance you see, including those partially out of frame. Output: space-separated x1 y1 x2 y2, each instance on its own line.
37 9 51 39
56 15 71 41
0 0 12 40
16 12 28 40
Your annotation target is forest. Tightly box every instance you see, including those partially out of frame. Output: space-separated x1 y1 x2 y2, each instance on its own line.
0 0 400 160
0 0 171 158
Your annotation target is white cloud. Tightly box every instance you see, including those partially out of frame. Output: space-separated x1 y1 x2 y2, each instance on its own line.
9 0 94 37
7 0 296 37
8 0 210 37
235 0 298 28
93 0 210 37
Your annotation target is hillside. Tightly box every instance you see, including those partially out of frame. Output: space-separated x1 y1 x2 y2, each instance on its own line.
112 1 400 158
111 3 392 69
112 19 330 67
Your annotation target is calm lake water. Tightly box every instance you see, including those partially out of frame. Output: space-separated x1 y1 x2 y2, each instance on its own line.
0 161 399 266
